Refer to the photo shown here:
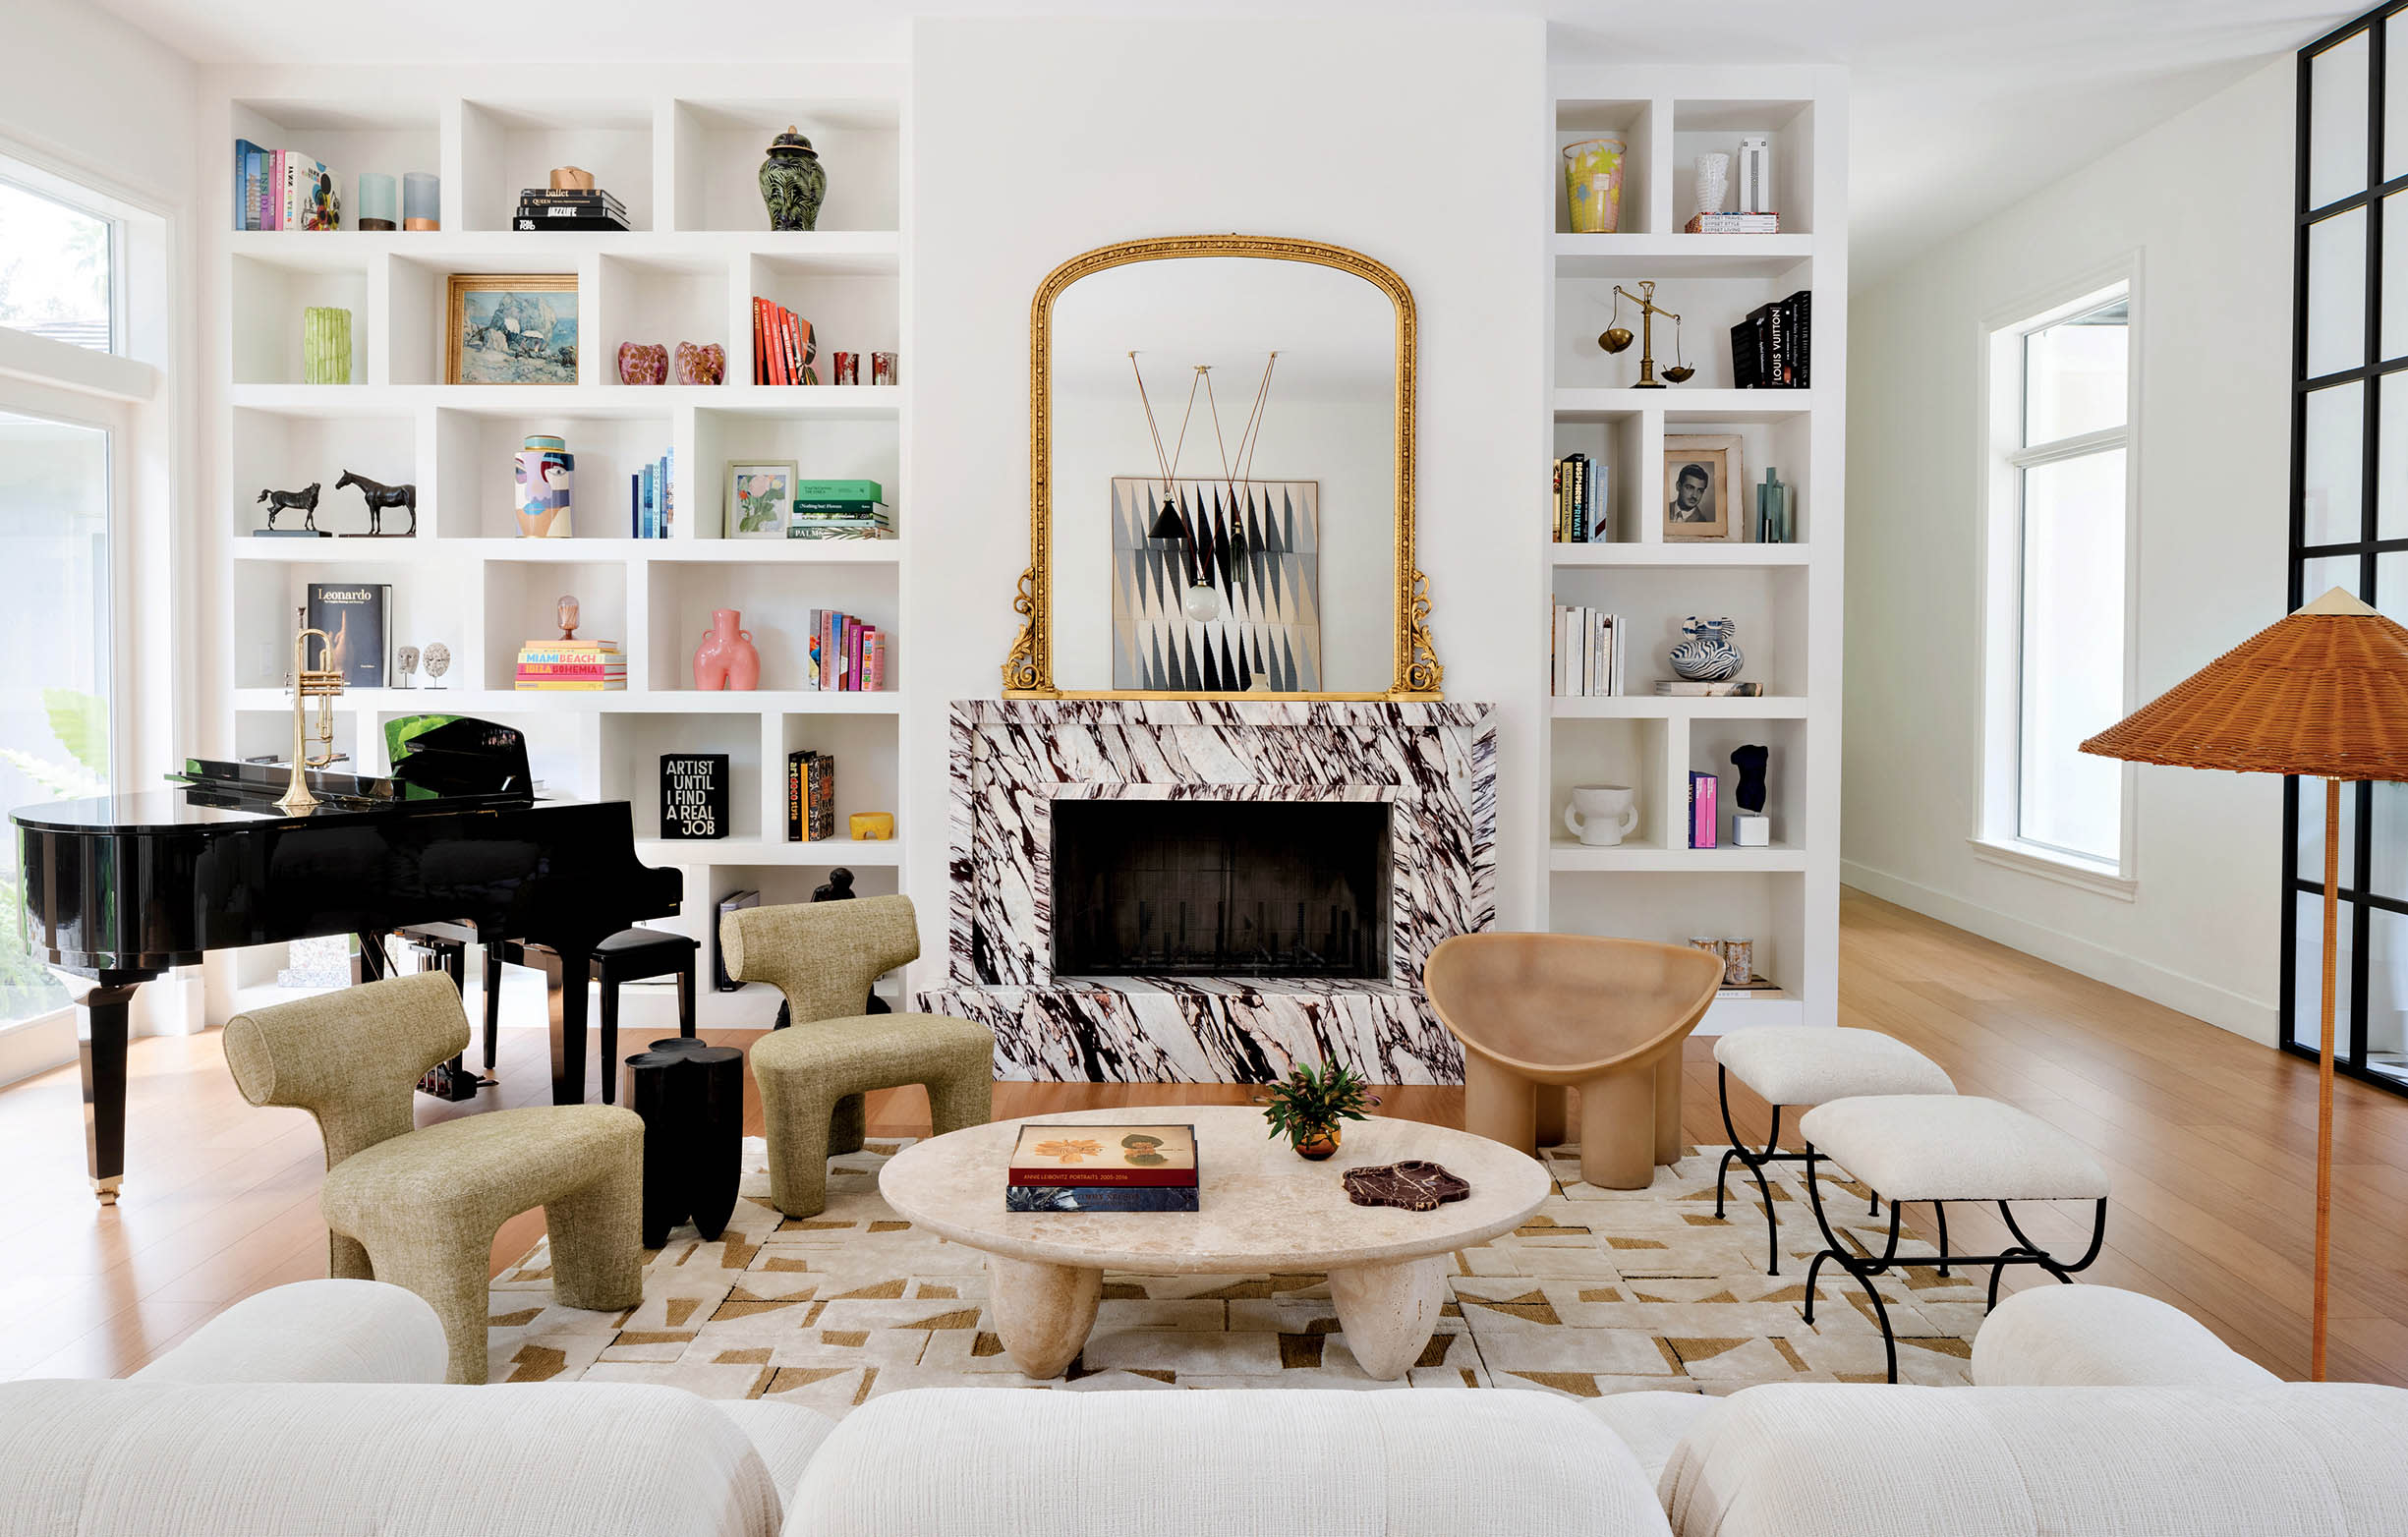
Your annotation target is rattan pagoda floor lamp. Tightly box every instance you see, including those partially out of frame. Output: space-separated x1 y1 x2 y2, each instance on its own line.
2081 588 2408 1381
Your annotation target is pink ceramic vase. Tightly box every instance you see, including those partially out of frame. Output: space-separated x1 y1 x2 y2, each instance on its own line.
693 607 760 691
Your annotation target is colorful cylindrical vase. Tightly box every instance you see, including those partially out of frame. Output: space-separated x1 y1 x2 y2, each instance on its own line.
515 433 573 538
1563 137 1626 234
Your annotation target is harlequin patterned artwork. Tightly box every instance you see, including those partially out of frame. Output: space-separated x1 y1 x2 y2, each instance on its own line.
1111 477 1321 692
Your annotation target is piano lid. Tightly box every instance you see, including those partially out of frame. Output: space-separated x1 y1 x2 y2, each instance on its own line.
12 716 540 833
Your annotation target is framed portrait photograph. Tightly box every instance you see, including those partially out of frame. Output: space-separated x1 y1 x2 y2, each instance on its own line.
725 460 798 540
446 274 578 385
1663 434 1745 541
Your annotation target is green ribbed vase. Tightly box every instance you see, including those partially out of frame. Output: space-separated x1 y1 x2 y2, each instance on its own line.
304 306 352 385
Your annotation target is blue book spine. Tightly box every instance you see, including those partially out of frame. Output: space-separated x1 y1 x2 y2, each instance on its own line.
235 140 262 229
630 473 640 537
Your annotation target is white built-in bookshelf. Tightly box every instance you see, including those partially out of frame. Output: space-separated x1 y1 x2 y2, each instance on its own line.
202 68 911 1025
1539 70 1846 1032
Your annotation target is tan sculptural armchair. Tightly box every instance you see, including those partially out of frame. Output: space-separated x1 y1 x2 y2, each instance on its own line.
721 894 995 1218
222 971 645 1383
1424 934 1723 1190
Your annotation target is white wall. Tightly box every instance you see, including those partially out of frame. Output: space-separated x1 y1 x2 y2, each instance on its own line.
904 15 1550 985
1843 57 2293 1042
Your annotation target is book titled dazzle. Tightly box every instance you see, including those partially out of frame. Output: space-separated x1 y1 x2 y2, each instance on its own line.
304 582 388 687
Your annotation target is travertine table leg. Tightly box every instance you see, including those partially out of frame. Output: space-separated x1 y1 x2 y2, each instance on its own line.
1329 1253 1449 1380
987 1253 1101 1379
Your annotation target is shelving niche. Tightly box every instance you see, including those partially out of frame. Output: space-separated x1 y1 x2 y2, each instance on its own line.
1539 69 1844 1032
206 67 913 1031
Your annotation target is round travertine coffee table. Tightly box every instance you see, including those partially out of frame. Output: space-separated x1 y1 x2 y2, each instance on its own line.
879 1106 1550 1380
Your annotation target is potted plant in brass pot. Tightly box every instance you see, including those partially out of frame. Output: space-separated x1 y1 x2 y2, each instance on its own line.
1259 1059 1378 1161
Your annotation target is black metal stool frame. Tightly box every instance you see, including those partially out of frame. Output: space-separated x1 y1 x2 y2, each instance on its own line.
1712 1063 1950 1277
1796 1142 2108 1384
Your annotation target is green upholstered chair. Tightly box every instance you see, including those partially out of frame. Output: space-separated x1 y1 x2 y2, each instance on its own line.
720 894 994 1219
221 971 645 1384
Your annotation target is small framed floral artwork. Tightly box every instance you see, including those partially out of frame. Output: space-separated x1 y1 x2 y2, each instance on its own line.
725 460 797 540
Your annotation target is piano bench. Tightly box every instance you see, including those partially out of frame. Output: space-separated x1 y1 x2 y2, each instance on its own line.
490 929 700 1103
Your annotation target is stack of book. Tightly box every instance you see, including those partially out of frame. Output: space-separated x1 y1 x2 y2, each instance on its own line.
785 750 835 840
1552 452 1604 542
790 479 894 540
1732 290 1811 389
514 187 629 232
234 142 339 230
751 298 819 384
1004 1123 1200 1213
516 639 626 691
802 609 888 691
629 448 675 538
1654 679 1763 697
1684 211 1781 234
1551 604 1624 696
1688 770 1720 849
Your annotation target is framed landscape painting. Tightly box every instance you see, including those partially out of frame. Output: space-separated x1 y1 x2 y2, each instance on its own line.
446 273 578 385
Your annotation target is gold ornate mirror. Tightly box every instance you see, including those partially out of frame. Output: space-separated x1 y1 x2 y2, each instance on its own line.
1003 235 1441 700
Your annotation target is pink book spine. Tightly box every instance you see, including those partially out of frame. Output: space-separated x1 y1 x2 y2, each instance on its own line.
867 630 886 692
1697 775 1719 849
846 620 865 691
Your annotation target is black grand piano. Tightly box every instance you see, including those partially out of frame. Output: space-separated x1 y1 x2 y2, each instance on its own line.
13 718 680 1203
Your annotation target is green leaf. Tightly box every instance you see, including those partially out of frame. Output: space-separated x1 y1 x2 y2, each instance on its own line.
41 689 107 777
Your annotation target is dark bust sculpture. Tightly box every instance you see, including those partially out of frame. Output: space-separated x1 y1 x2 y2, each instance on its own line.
1731 744 1769 815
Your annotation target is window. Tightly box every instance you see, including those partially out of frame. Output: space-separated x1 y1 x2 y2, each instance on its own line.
0 177 116 353
0 410 112 1026
1976 277 2137 889
0 152 141 1033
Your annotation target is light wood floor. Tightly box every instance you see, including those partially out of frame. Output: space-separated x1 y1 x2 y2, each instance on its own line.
1 887 2396 1383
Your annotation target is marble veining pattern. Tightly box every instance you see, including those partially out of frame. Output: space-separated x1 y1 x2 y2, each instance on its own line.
932 700 1494 1084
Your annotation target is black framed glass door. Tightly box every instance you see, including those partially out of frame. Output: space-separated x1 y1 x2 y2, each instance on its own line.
2287 2 2408 1091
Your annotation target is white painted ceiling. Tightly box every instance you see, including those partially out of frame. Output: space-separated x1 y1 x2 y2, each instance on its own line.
100 0 2363 280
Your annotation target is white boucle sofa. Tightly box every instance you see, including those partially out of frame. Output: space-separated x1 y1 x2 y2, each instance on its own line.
6 1280 2407 1537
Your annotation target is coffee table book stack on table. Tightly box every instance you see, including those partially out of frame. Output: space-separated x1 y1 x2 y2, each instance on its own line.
1005 1123 1200 1212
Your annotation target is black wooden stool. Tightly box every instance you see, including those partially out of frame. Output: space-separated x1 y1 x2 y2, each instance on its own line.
486 928 698 1104
623 1037 744 1245
394 921 488 1101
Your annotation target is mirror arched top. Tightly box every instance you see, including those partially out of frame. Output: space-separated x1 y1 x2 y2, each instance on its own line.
1003 234 1442 701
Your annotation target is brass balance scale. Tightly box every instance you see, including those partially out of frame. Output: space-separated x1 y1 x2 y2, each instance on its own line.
1597 279 1694 387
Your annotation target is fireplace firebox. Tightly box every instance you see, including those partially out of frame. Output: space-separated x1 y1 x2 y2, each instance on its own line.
1051 800 1392 979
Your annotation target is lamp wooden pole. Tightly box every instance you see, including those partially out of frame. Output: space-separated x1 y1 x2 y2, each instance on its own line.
2316 775 2338 1383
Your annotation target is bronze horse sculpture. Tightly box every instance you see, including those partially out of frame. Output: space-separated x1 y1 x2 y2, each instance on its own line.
256 483 321 534
337 470 418 538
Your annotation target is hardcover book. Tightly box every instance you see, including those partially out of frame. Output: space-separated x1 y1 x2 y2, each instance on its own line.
1007 1124 1199 1187
785 750 834 840
714 889 759 992
1004 1184 1200 1213
305 582 388 687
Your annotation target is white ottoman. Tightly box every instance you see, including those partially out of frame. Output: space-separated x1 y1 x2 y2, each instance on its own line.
1972 1283 2279 1389
1710 1026 1956 1274
1796 1094 2111 1383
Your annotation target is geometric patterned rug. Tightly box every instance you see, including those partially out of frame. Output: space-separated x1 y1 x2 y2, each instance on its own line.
487 1137 1982 1419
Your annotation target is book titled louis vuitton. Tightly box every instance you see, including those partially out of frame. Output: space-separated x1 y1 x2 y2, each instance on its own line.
1004 1123 1199 1212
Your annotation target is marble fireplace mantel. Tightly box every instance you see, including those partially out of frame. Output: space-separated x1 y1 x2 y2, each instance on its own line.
916 699 1495 1084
